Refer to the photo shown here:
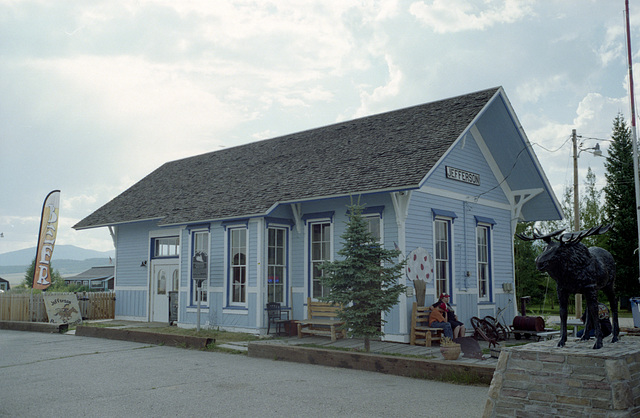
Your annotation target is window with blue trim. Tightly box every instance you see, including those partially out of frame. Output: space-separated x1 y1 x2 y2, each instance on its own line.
310 221 331 299
477 224 491 301
434 218 451 297
229 227 247 305
191 231 208 305
267 227 287 303
153 236 179 258
364 215 382 242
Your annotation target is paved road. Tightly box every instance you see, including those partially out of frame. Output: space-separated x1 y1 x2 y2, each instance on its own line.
0 330 489 417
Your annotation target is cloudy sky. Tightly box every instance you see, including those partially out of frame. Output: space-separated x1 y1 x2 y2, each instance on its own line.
0 0 637 254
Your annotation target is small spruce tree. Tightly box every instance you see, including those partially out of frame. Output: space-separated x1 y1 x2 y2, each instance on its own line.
22 258 64 290
320 203 406 352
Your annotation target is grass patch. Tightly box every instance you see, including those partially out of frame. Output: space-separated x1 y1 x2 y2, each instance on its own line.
81 323 126 328
526 304 633 318
429 370 488 386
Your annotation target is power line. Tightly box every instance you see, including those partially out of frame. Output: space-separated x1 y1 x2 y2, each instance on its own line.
531 135 572 153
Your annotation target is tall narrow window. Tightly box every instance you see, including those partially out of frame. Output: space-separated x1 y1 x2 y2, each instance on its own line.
310 222 331 299
191 231 209 305
172 270 179 292
434 219 450 297
267 227 286 303
364 215 381 242
230 228 247 304
477 225 490 300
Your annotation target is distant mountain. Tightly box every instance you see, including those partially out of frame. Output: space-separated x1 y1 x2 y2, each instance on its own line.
0 245 115 267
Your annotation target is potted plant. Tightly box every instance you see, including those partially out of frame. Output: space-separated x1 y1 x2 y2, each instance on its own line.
439 337 461 360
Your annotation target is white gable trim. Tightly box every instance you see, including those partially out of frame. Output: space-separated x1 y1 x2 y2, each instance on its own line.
419 186 511 211
419 88 503 189
510 188 544 232
495 90 563 217
469 125 513 201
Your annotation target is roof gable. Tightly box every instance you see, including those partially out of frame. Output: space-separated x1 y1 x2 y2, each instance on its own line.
74 87 502 229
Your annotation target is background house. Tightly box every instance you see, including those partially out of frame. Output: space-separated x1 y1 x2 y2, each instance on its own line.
65 266 114 291
74 87 562 341
0 277 9 292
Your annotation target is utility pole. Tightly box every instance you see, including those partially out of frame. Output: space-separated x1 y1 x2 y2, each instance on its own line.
572 129 583 319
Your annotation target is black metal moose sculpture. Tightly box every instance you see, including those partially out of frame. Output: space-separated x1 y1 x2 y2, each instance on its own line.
517 225 619 349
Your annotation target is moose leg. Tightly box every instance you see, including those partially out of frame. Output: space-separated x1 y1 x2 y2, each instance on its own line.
580 304 591 341
603 284 619 343
557 289 569 347
584 287 602 349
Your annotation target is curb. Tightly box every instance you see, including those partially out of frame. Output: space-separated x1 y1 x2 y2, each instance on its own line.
0 320 68 334
75 326 214 349
248 341 495 385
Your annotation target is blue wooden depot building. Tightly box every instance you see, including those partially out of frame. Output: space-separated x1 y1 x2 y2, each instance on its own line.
74 87 562 341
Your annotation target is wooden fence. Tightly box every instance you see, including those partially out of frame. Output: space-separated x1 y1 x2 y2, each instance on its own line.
0 291 115 322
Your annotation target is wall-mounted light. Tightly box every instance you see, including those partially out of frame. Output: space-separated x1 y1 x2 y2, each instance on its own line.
140 261 147 267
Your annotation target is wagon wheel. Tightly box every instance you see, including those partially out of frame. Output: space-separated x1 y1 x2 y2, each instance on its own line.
470 317 485 340
471 317 496 345
484 316 509 341
480 318 500 342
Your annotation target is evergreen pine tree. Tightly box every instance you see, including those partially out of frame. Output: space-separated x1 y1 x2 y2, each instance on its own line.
603 114 640 303
320 203 406 352
22 258 63 290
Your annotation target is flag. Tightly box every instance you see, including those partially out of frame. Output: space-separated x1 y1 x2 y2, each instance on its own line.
32 190 60 290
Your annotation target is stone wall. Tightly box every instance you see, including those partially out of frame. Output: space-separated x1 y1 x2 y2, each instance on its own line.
483 336 640 417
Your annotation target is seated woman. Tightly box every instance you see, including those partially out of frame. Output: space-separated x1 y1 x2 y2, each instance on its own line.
428 303 453 339
577 302 612 338
432 293 466 339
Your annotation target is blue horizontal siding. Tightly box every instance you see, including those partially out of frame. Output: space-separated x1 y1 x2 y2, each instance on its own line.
115 289 147 318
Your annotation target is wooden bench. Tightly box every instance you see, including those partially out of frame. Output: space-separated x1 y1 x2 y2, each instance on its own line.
297 298 346 342
410 302 443 347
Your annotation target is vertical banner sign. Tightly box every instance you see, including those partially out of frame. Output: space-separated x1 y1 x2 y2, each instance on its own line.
32 190 61 290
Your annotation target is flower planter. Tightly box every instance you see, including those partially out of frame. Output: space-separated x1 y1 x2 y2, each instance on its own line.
440 343 461 360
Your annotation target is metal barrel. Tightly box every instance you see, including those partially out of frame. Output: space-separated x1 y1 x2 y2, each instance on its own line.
512 315 545 332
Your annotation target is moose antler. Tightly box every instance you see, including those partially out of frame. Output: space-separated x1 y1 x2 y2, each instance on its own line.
559 225 612 244
516 228 565 242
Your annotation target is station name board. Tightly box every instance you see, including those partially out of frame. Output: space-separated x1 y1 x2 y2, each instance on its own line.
445 166 480 186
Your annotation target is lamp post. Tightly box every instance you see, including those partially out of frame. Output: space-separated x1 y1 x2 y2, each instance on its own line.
572 129 603 318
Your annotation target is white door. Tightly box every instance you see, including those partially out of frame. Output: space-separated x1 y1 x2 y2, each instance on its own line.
151 260 179 322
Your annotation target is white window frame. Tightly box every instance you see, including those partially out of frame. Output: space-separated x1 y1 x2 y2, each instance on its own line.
154 236 180 258
433 217 452 298
476 224 492 302
363 213 383 244
229 227 248 307
267 226 288 304
190 230 209 306
309 220 333 300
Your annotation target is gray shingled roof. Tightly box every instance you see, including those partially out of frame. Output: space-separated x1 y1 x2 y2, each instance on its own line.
74 87 500 229
65 266 114 280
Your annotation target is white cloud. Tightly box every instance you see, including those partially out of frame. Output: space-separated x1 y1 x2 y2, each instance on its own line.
598 25 624 67
409 0 534 33
516 75 568 104
354 55 404 118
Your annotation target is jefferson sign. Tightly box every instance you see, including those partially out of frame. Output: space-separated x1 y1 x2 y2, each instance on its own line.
445 166 480 186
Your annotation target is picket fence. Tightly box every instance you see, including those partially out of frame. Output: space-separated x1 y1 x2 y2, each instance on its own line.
0 291 115 322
